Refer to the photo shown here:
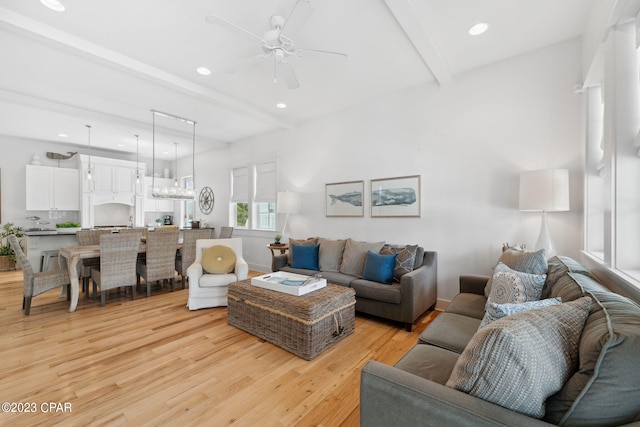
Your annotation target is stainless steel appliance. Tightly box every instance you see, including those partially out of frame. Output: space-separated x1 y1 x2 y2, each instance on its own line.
163 215 172 225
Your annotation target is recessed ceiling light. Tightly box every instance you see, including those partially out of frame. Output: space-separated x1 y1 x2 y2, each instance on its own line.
276 103 287 109
196 67 211 76
117 143 125 147
469 22 489 36
40 0 65 12
57 133 68 138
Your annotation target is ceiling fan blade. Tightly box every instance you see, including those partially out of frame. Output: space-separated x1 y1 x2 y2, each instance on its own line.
225 54 270 74
296 48 348 63
281 0 315 37
277 60 300 89
205 15 265 46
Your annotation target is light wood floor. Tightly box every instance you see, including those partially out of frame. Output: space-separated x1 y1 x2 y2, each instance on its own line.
0 269 438 426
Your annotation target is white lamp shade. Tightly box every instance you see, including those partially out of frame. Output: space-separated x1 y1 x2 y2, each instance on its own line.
519 169 570 212
276 192 300 214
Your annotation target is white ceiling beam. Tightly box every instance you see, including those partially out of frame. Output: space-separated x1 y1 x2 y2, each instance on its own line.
383 0 454 85
0 7 294 131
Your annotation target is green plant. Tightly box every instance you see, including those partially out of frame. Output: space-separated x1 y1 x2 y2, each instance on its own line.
274 234 282 243
56 221 80 228
0 223 25 263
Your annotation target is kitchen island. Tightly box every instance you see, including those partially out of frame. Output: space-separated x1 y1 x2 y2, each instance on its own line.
25 230 78 271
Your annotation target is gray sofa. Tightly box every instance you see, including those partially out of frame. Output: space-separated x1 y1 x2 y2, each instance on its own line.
360 254 640 426
272 237 437 331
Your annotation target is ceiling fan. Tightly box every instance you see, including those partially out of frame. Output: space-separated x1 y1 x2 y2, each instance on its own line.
205 0 348 89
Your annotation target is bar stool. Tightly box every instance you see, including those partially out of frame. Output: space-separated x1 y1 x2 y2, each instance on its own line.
40 250 59 272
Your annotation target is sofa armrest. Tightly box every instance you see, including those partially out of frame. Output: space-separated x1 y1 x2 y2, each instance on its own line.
235 257 249 280
186 261 204 285
272 254 288 272
360 361 553 427
459 275 490 295
399 251 437 323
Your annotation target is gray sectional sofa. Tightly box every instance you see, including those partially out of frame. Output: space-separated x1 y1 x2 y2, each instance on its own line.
360 253 640 426
272 237 437 331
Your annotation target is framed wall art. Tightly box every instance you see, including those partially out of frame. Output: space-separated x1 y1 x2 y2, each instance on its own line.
325 180 364 217
370 175 421 217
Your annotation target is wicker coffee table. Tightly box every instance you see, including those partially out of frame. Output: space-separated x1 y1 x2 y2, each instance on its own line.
227 279 356 360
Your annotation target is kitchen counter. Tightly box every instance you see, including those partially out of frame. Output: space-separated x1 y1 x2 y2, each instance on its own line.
25 232 79 271
25 230 79 236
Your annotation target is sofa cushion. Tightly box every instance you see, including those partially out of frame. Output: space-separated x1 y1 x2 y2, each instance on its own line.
290 244 319 270
486 262 546 306
445 293 487 319
339 238 385 277
362 250 397 284
287 237 318 264
201 245 236 274
479 297 562 328
542 255 592 299
485 248 548 297
446 297 591 419
544 273 640 426
395 344 460 385
351 279 401 304
413 246 425 270
318 238 346 272
380 244 418 281
418 312 481 353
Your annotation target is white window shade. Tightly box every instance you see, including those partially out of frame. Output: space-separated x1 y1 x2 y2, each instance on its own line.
254 161 277 202
231 167 249 203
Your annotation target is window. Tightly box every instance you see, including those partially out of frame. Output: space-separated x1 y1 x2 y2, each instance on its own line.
230 161 277 230
584 21 640 285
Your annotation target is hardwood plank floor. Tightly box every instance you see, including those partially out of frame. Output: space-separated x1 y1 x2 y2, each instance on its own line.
0 269 438 426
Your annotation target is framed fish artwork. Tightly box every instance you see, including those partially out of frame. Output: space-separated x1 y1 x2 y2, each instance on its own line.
370 175 421 217
325 180 364 217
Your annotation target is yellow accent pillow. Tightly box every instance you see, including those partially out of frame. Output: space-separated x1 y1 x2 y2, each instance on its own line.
201 245 236 274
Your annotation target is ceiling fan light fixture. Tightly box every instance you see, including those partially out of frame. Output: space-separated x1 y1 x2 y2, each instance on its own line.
40 0 65 12
196 67 211 76
469 22 489 36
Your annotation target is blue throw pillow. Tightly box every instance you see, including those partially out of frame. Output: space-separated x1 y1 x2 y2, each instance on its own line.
362 250 397 284
291 244 320 270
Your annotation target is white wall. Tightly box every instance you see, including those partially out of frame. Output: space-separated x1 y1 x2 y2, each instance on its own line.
194 38 584 304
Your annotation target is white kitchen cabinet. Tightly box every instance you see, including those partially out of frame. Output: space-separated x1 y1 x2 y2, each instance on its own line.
144 177 175 212
26 165 80 211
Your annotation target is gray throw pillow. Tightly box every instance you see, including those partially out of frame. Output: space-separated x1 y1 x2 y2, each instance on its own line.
380 245 418 282
479 297 562 329
317 238 346 272
447 297 592 418
485 248 548 297
339 238 385 277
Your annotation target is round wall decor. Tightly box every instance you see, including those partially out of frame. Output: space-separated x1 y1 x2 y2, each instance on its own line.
199 186 214 214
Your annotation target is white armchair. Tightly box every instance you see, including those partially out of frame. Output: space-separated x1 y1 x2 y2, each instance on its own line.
186 238 248 310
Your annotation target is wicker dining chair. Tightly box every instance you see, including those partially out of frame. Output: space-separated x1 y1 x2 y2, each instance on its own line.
76 229 111 298
175 228 212 287
218 226 234 239
9 235 70 315
136 227 179 297
91 232 142 307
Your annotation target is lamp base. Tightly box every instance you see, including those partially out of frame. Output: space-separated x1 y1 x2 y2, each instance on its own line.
535 211 556 259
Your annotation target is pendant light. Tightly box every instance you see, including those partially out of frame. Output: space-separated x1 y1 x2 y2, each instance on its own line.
174 142 179 187
86 124 92 180
134 134 141 184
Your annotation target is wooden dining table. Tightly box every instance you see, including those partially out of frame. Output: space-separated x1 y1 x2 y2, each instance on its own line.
59 242 182 312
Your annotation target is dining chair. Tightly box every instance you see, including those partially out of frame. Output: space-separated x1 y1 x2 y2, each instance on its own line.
175 228 212 287
218 226 234 239
91 232 141 307
76 229 111 298
9 235 70 315
136 227 179 297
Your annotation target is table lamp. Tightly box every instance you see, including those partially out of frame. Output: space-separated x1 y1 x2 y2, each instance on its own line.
276 191 300 237
519 169 570 258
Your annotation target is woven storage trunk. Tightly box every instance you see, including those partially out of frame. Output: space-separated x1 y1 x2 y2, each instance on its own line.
228 279 356 360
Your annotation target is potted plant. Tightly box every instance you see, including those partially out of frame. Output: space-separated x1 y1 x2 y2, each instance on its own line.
0 222 25 271
274 234 282 245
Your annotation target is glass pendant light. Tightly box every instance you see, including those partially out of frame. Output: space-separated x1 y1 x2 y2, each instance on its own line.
135 134 141 184
86 124 92 180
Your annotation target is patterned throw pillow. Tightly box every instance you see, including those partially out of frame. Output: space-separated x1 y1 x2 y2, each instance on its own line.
487 262 546 305
339 238 385 277
485 247 548 297
479 297 562 329
447 297 592 418
380 245 418 282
